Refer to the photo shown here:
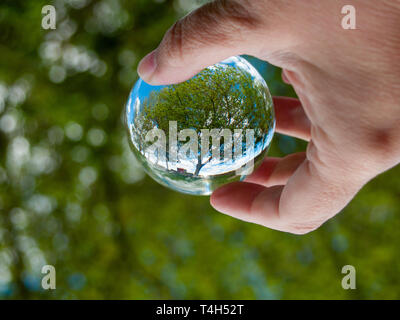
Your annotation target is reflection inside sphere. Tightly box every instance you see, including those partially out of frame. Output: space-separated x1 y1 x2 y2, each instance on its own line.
125 56 275 195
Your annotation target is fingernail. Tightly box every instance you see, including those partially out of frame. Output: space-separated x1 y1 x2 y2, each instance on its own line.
137 50 157 82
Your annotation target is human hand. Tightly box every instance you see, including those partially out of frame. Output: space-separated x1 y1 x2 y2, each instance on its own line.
137 0 400 234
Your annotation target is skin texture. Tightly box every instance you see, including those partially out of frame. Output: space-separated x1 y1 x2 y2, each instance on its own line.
137 0 400 234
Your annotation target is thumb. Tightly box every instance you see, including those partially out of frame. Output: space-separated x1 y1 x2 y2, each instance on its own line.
137 0 283 85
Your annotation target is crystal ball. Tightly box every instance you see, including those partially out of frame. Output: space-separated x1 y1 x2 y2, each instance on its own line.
125 56 275 195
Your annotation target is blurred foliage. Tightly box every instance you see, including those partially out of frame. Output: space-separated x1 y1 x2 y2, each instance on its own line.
0 0 399 300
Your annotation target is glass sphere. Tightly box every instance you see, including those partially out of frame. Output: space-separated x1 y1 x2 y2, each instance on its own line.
125 56 275 195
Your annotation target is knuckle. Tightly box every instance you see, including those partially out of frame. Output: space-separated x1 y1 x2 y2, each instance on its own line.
309 115 400 177
161 19 186 67
306 129 366 184
364 125 400 169
305 140 335 179
160 0 260 66
209 0 260 29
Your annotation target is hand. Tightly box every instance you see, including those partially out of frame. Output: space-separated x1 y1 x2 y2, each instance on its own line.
137 0 400 234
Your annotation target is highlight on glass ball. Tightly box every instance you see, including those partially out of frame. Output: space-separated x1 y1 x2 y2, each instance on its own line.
125 56 275 195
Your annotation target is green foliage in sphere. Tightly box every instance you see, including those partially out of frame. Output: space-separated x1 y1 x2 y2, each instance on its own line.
126 57 275 195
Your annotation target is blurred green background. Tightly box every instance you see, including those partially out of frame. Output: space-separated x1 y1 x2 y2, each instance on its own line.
0 0 399 300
